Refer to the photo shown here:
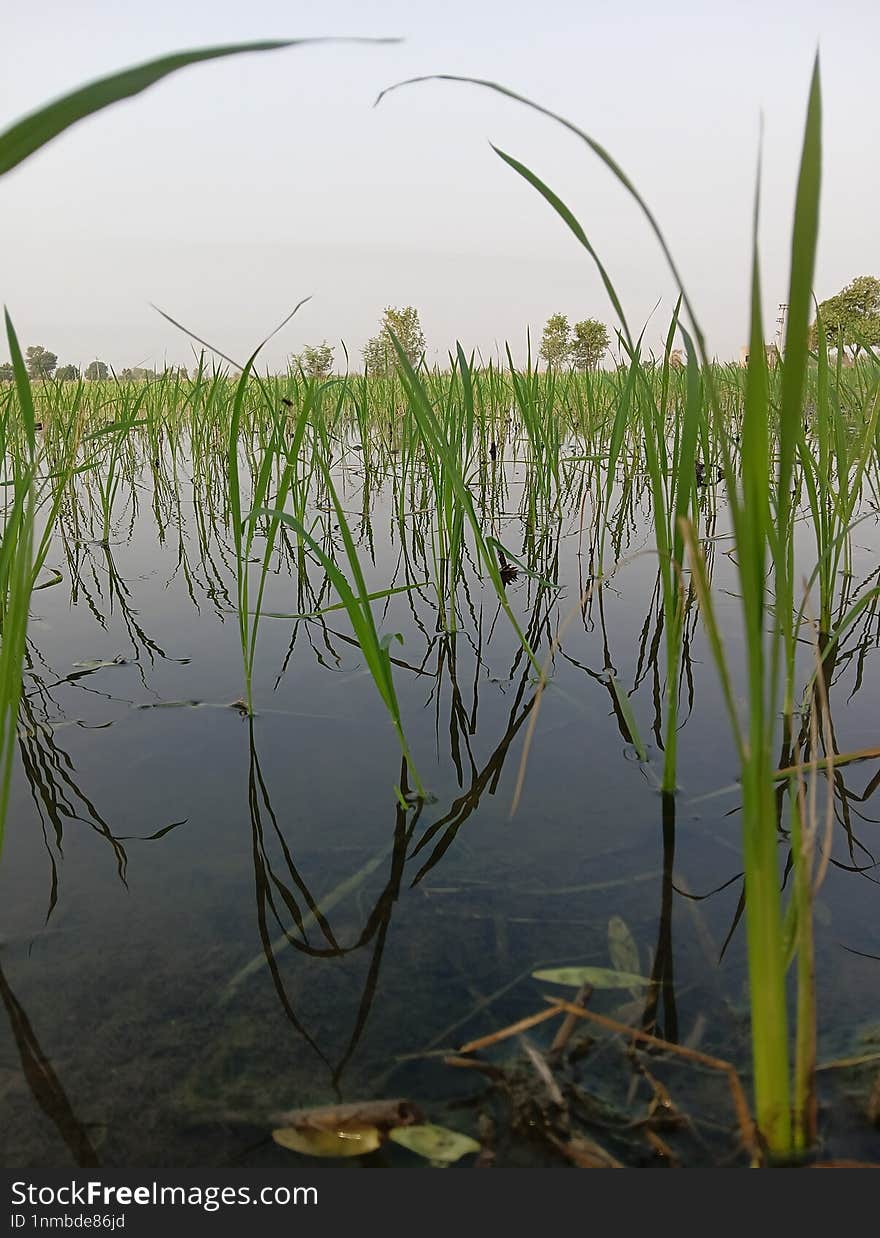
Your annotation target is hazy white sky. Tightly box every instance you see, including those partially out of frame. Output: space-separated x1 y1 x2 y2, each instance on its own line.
1 0 877 370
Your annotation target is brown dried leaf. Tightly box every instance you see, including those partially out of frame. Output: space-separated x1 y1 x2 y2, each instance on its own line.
546 1131 622 1169
271 1098 423 1133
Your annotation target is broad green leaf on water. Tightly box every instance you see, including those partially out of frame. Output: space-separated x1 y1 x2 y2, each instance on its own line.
0 39 397 178
388 1124 480 1163
608 915 640 976
533 966 652 990
272 1125 381 1158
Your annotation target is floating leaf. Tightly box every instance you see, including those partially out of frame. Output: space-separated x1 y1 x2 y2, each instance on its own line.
72 654 127 670
533 966 653 990
388 1124 480 1163
272 1125 381 1158
272 1098 423 1132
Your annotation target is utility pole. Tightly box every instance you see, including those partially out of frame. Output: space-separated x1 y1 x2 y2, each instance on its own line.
776 302 788 351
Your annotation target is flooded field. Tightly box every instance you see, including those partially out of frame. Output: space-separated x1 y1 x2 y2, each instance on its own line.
2 359 879 1167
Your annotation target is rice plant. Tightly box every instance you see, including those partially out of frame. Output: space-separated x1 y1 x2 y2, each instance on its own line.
374 54 878 1162
0 313 38 857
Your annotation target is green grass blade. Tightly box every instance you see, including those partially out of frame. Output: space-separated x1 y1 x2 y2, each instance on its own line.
1 39 398 177
609 678 648 762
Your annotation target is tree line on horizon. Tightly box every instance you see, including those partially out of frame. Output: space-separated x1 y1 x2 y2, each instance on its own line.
0 347 175 383
3 276 876 383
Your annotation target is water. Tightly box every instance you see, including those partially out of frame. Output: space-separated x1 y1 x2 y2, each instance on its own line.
2 451 879 1167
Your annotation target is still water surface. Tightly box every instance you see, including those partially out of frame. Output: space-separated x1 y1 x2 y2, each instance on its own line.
2 451 879 1166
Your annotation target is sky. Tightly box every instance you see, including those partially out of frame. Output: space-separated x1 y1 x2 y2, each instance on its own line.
1 0 878 371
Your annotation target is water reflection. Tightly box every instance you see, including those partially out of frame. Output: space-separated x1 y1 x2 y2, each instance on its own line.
0 963 101 1167
17 692 128 914
2 423 879 1165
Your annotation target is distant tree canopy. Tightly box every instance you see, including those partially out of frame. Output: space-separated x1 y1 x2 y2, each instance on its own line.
56 364 80 381
25 345 57 379
0 362 14 382
119 367 157 382
540 314 609 370
539 313 571 368
363 306 425 375
292 341 334 379
811 275 880 355
85 360 109 380
570 319 610 370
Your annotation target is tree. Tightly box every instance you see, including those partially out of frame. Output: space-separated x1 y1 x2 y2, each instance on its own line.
811 275 880 355
539 313 571 368
570 319 609 370
85 360 109 380
56 364 80 381
25 345 57 380
292 341 334 378
362 333 393 376
0 362 14 383
363 306 425 375
120 367 157 382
